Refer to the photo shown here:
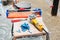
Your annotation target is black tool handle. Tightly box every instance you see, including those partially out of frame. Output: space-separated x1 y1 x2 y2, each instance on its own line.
51 0 59 16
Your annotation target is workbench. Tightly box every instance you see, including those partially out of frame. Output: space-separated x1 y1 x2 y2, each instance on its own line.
6 11 49 40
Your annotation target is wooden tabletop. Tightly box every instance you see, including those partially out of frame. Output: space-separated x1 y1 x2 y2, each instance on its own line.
13 17 48 38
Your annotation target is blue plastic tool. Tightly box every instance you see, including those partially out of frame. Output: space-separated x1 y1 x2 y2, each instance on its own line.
21 22 30 32
6 10 9 17
33 8 42 16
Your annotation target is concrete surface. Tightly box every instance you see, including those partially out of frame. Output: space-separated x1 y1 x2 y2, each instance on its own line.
21 0 60 40
0 0 60 40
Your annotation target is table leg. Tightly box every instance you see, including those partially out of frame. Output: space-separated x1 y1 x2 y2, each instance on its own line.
13 37 16 40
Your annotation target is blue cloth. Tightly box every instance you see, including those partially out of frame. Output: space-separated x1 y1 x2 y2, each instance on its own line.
21 23 30 32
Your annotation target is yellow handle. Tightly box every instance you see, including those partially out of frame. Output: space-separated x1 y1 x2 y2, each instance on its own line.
37 24 43 32
31 19 43 32
31 19 38 25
